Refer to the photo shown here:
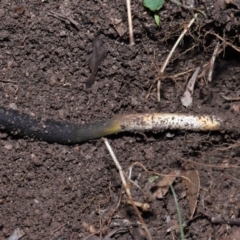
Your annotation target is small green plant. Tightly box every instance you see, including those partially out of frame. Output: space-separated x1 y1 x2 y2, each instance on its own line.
143 0 165 26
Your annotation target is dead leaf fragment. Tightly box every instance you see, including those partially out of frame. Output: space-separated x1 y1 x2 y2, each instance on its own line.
153 170 180 199
111 17 128 36
107 7 127 37
7 228 25 240
180 67 200 107
180 163 200 219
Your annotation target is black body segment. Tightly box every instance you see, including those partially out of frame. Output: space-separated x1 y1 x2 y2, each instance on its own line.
0 107 120 144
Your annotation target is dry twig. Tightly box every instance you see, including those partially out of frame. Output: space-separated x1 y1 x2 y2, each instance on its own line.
146 14 198 101
199 209 240 226
103 138 152 240
221 95 240 101
126 0 135 45
123 199 150 211
48 10 79 29
207 32 240 53
207 41 221 82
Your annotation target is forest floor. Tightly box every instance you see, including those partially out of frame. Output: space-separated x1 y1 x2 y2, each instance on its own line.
1 0 240 239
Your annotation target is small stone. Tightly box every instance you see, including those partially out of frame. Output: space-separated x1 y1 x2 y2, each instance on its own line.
4 144 13 150
58 109 65 118
144 146 154 160
42 212 51 222
30 153 42 166
9 103 17 110
49 74 57 86
59 30 67 37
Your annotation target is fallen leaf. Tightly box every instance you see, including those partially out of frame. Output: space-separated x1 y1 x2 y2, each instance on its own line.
153 170 180 199
180 163 200 219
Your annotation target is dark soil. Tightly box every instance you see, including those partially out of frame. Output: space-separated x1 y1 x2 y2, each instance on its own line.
1 0 240 239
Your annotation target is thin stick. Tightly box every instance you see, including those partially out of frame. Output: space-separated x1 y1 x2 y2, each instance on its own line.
168 68 195 79
48 10 79 29
123 199 150 211
208 41 221 82
156 13 198 102
146 68 195 99
103 138 152 240
146 63 209 99
199 209 240 226
208 32 240 53
126 0 135 45
221 95 240 101
49 224 66 238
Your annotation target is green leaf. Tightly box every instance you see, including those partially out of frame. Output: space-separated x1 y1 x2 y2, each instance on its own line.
143 0 165 11
154 14 160 26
